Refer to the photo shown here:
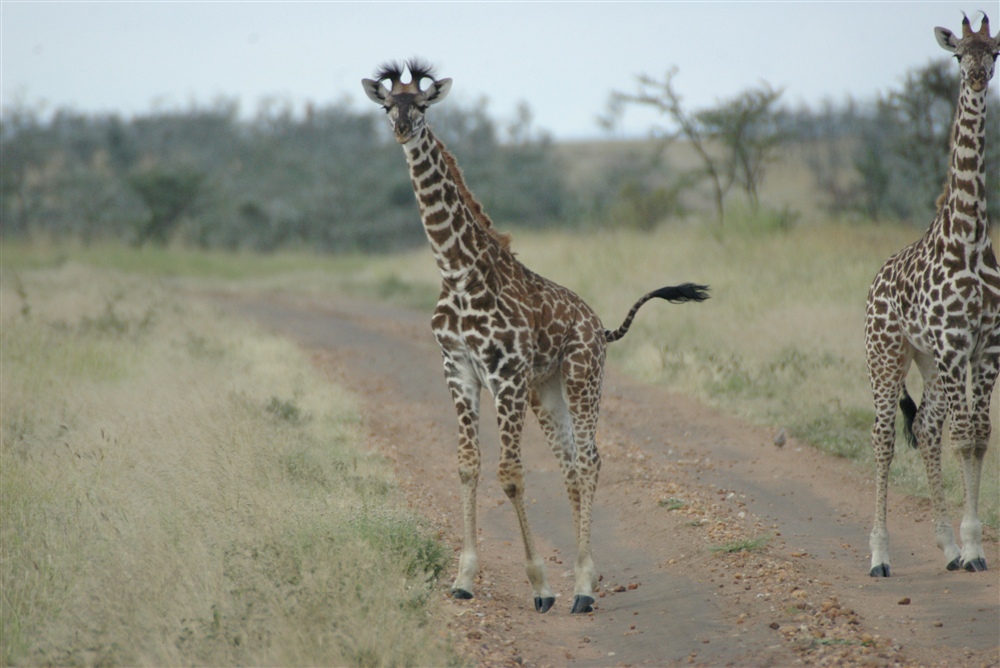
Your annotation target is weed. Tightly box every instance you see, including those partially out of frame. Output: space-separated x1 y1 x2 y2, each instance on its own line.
659 497 687 510
792 405 874 460
817 638 859 646
348 511 449 581
266 396 306 425
710 534 772 554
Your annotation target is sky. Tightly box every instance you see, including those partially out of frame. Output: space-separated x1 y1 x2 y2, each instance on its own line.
0 1 985 140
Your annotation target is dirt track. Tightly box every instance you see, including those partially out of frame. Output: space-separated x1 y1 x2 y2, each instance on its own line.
225 293 998 668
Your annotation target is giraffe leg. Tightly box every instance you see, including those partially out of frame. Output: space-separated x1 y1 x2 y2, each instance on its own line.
958 346 998 572
563 355 603 613
865 316 910 577
441 356 483 599
495 384 555 612
868 376 899 577
532 373 599 612
530 375 581 540
913 353 962 571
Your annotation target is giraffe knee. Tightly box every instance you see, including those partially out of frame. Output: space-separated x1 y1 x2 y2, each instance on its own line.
502 481 520 499
458 466 479 486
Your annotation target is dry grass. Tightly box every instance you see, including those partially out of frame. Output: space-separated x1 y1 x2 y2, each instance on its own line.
1 263 456 666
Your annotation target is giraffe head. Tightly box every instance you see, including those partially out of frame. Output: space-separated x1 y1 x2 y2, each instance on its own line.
935 13 999 92
362 59 452 144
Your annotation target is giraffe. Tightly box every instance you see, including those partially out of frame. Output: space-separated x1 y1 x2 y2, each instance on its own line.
864 14 999 577
362 60 709 613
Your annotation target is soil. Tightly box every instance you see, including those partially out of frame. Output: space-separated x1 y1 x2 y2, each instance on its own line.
224 292 999 668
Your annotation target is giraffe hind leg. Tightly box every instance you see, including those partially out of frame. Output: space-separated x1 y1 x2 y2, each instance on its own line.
865 315 912 577
957 347 998 572
564 369 602 613
495 384 556 613
912 353 962 571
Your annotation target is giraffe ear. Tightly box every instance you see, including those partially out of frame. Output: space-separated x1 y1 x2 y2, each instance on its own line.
361 78 389 105
424 78 452 106
935 27 960 52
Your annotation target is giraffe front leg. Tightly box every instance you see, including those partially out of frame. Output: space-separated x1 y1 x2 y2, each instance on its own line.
442 357 483 600
452 462 480 599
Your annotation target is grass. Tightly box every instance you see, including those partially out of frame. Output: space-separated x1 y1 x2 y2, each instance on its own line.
0 264 458 666
659 497 687 511
709 534 773 554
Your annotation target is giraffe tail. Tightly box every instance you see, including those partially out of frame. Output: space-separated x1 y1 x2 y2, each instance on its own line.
604 283 710 343
899 385 918 449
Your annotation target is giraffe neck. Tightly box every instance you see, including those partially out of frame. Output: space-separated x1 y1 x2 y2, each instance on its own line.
934 78 991 247
402 127 499 288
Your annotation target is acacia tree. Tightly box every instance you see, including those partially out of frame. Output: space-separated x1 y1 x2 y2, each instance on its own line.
612 67 785 225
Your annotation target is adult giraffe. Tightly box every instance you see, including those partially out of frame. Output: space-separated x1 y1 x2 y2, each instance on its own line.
362 60 708 613
865 13 999 577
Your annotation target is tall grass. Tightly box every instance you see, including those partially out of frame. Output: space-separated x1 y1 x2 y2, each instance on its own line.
1 264 455 666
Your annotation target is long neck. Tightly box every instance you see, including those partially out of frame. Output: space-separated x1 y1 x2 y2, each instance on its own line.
935 77 991 246
402 126 501 285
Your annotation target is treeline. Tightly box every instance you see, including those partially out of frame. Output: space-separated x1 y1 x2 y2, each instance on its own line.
1 97 567 252
784 59 999 223
2 58 996 251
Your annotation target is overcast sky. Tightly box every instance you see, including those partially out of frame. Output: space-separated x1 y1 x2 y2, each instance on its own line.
0 1 983 139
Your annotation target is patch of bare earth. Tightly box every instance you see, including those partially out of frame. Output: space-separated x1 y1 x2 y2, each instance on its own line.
227 294 999 668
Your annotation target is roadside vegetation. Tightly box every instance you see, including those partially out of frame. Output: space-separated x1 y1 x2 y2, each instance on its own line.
0 263 456 666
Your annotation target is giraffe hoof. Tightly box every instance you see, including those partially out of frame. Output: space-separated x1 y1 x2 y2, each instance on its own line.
946 557 963 571
963 558 988 572
869 564 890 577
452 588 474 600
570 595 595 614
534 596 555 613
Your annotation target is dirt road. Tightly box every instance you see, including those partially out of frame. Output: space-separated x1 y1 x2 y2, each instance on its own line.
225 293 998 667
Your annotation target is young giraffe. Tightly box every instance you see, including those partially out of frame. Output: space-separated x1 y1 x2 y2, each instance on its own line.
865 14 999 577
362 60 709 613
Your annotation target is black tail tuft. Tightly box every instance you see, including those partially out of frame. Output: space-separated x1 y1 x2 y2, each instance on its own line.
899 386 918 449
604 283 710 343
649 283 710 304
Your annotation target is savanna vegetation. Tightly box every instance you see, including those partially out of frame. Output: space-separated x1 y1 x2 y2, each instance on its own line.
4 59 997 249
3 55 999 663
0 264 456 666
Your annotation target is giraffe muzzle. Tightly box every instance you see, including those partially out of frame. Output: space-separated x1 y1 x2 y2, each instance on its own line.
966 68 990 91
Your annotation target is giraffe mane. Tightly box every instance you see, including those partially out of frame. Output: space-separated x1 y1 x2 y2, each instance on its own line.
435 136 513 251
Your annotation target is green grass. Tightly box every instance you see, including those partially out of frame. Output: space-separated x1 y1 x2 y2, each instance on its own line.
0 265 458 666
659 497 687 511
710 534 773 554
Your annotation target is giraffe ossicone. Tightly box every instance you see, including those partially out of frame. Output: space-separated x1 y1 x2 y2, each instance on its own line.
864 13 999 578
363 60 709 613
